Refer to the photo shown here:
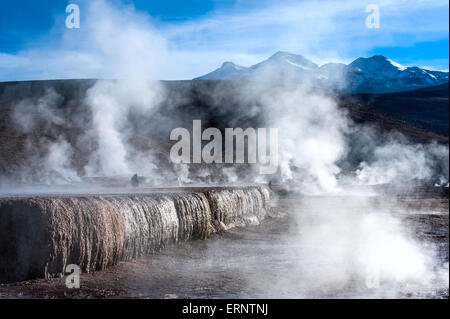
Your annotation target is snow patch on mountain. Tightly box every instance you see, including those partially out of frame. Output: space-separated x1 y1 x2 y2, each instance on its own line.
194 52 449 93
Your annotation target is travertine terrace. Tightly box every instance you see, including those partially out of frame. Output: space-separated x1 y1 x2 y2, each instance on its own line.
0 185 270 283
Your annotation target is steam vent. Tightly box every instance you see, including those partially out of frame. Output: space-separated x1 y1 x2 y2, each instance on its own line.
0 186 270 283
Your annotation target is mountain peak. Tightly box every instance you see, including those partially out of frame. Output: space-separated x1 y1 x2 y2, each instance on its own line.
194 51 448 93
350 55 407 73
193 61 247 80
260 51 318 69
222 61 238 68
355 55 388 61
371 54 388 60
270 51 300 58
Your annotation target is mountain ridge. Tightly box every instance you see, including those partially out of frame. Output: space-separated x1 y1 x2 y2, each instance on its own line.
194 51 449 93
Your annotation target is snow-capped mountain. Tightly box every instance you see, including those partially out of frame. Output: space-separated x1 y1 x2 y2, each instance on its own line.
197 61 248 80
194 52 449 93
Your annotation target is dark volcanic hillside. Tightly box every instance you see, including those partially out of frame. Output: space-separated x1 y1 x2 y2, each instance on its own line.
2 79 447 138
349 84 449 137
0 79 448 181
0 79 96 110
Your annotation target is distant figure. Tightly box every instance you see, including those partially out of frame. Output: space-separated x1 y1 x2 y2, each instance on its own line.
131 173 139 187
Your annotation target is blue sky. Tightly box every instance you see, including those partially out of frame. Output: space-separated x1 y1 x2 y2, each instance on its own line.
0 0 448 81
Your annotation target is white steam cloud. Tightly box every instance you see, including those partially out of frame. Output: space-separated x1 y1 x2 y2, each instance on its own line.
80 0 167 177
242 196 449 298
356 142 449 186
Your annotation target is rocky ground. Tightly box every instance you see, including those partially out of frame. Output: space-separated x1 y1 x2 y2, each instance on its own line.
0 186 447 299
